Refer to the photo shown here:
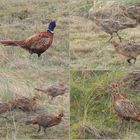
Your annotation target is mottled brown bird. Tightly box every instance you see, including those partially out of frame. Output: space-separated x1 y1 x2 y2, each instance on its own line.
0 101 15 120
14 96 37 111
25 111 64 133
35 83 67 100
111 83 140 131
0 20 56 57
111 41 140 64
93 17 136 42
120 5 140 24
0 101 15 114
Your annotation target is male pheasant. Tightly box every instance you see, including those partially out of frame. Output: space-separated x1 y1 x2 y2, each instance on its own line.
111 83 140 131
25 111 64 133
0 20 56 57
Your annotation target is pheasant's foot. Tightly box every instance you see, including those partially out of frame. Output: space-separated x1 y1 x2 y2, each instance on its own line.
37 125 41 133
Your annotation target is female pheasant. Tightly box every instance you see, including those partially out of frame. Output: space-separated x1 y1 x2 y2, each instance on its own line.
120 5 140 24
35 83 67 100
92 17 136 42
14 96 37 112
0 101 15 114
111 41 140 64
111 83 140 131
0 20 56 57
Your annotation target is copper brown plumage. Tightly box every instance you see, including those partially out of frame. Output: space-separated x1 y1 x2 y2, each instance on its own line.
14 95 37 112
0 20 56 57
25 111 64 133
92 17 137 42
111 41 140 64
35 83 67 100
0 101 15 120
120 5 140 24
0 101 15 114
111 83 140 131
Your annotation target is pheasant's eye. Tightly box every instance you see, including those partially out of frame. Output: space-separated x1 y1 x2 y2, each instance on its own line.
115 84 118 88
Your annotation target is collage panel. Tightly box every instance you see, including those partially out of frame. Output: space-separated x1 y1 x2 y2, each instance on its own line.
70 70 140 139
0 69 69 139
70 0 140 70
0 0 69 70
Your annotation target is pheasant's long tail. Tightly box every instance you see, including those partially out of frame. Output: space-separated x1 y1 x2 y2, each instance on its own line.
25 120 32 125
25 119 37 125
34 88 47 94
121 23 137 29
0 40 26 48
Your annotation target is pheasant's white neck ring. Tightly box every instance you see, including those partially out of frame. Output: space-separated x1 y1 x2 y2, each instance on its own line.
48 29 54 34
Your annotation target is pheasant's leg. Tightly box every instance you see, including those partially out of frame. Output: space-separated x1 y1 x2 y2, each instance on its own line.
128 120 132 132
108 33 113 42
0 115 10 121
118 119 124 132
33 108 37 113
28 49 33 60
29 53 32 60
136 19 140 25
44 127 47 133
116 32 122 42
51 96 54 100
38 53 41 58
127 59 132 64
133 57 136 64
37 54 43 65
37 125 41 133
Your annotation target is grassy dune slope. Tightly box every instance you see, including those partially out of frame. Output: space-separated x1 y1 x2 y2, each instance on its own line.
0 0 69 139
70 0 140 70
70 70 140 139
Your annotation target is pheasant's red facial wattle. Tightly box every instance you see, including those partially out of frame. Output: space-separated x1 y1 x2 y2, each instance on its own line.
111 83 118 89
111 83 120 94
